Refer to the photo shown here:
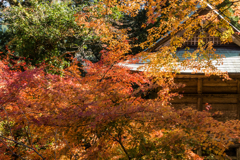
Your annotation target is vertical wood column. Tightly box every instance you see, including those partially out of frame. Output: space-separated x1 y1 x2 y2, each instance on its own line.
197 148 202 157
237 80 240 120
237 147 240 160
197 78 203 111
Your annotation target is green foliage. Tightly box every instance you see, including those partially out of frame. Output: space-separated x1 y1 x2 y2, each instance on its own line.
1 0 124 73
0 25 11 52
3 0 99 69
0 0 240 159
114 6 168 56
113 10 150 55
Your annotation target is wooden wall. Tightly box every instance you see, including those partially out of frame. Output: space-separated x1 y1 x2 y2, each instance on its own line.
146 74 240 121
146 75 240 159
171 76 240 159
171 77 240 121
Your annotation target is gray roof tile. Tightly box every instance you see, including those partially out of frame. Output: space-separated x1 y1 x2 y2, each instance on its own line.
122 47 240 73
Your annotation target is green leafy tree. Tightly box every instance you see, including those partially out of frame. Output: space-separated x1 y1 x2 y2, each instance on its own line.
1 0 103 72
1 0 124 72
7 1 88 67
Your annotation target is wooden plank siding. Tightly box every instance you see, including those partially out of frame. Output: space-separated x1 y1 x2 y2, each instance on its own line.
147 79 239 120
238 80 240 120
173 67 240 159
149 77 240 157
169 77 240 121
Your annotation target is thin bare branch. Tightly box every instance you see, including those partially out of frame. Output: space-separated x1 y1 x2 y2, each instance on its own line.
0 135 45 160
0 138 25 160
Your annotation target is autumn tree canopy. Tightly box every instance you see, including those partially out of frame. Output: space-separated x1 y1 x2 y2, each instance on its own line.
0 0 240 159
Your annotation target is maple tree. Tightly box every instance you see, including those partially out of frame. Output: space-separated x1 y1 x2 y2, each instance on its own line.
0 0 240 159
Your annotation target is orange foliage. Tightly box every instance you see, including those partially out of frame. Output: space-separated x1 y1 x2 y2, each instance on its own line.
0 0 240 159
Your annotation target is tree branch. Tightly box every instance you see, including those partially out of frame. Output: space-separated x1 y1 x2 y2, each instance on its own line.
117 138 131 160
0 135 45 160
0 139 25 160
112 131 131 160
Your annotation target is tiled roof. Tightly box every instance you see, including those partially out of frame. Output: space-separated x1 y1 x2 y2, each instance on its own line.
122 2 240 74
122 47 240 73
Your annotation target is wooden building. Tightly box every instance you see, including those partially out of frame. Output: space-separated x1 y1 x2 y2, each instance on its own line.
124 4 240 121
122 4 240 159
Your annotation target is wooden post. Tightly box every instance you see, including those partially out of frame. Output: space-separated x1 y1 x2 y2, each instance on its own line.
198 78 203 94
197 78 203 111
238 80 240 120
197 148 202 157
237 147 240 160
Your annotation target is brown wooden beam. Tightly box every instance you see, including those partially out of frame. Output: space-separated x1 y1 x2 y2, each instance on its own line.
198 78 202 94
182 94 238 98
229 144 240 148
237 147 240 160
197 78 203 111
197 97 203 111
197 148 202 157
238 80 240 120
175 74 240 79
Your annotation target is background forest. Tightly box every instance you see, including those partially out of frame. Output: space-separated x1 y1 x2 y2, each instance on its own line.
0 0 240 159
